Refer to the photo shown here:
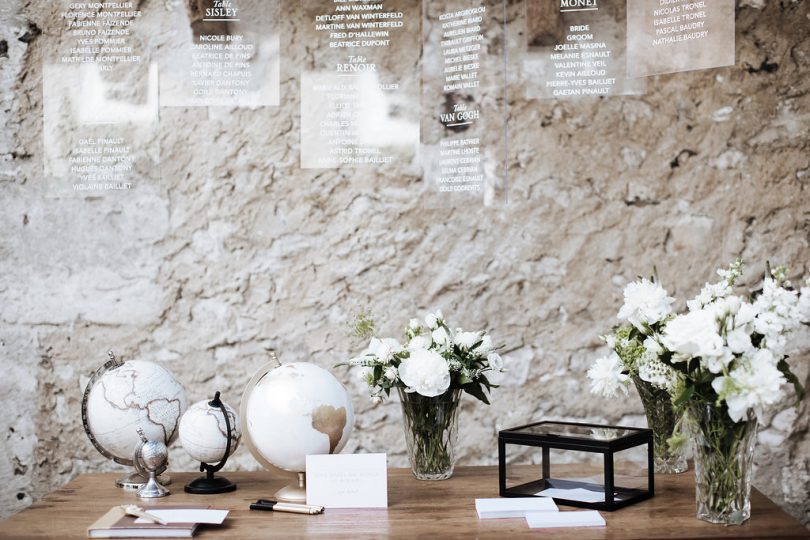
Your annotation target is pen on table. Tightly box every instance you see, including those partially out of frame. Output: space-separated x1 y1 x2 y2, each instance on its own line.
249 499 324 515
121 504 168 525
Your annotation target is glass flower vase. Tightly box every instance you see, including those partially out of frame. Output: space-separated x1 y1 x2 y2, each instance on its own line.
632 377 688 474
688 404 758 525
398 388 461 481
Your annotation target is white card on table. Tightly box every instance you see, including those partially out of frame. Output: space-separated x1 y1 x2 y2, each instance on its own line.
134 509 229 524
475 497 558 519
306 453 388 508
526 510 606 529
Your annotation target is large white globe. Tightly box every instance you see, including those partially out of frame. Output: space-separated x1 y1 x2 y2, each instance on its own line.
243 362 354 472
179 399 241 464
85 360 187 462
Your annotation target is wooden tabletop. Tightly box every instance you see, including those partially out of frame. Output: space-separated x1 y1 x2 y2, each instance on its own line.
1 466 807 539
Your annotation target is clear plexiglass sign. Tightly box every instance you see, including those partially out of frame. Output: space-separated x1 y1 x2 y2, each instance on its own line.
421 0 508 206
44 1 159 196
299 0 420 169
522 0 644 99
158 0 280 107
626 0 735 78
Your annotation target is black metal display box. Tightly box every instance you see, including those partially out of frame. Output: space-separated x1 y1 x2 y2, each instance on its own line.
498 420 654 511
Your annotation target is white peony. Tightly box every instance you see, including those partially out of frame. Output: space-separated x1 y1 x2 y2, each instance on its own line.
587 352 630 398
454 330 482 350
711 349 786 422
487 352 504 371
398 348 451 397
617 279 675 330
661 309 725 361
367 337 403 364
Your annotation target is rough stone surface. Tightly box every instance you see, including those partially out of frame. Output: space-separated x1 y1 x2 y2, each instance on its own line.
1 0 809 527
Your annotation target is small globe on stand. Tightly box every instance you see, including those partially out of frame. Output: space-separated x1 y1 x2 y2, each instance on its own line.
241 353 354 503
180 391 240 494
81 351 188 489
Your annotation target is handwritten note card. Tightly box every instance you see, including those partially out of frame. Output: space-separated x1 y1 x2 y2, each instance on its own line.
306 453 388 508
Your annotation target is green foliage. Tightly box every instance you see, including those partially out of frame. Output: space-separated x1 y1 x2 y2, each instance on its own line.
348 309 377 344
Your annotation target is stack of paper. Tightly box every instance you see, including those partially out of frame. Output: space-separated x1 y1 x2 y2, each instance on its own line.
526 510 606 529
475 498 606 530
475 498 557 519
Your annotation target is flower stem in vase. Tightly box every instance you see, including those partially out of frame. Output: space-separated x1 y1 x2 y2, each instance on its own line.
398 388 461 481
632 376 688 474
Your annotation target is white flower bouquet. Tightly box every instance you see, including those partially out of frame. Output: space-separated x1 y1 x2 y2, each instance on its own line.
590 260 809 524
345 309 504 404
586 274 687 473
342 310 504 480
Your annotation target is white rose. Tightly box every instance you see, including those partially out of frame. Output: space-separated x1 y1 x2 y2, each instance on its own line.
408 334 433 350
617 279 675 330
643 336 663 355
367 337 403 364
398 348 451 397
425 310 444 329
431 326 453 351
454 331 482 350
487 352 504 371
408 318 422 332
661 309 724 360
476 334 495 354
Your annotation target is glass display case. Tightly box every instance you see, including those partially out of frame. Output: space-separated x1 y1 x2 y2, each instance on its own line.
498 420 653 511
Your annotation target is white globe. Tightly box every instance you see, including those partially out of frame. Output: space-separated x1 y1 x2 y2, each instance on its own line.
179 399 241 464
85 360 187 462
242 362 354 472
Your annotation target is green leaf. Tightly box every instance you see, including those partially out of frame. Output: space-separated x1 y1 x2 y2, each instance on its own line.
463 383 490 405
777 358 806 403
673 384 694 407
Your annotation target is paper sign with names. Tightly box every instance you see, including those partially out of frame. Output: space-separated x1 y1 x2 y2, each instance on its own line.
43 0 160 196
522 0 644 99
158 0 280 107
299 0 420 169
626 0 735 77
421 0 508 206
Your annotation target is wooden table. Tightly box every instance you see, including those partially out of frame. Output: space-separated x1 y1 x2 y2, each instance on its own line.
1 467 807 539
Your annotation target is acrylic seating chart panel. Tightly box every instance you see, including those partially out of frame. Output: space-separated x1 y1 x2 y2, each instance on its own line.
43 1 160 196
420 0 509 207
299 0 420 170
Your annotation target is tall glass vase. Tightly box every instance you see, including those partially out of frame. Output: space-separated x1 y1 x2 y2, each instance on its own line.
398 388 461 480
632 377 688 474
688 404 758 525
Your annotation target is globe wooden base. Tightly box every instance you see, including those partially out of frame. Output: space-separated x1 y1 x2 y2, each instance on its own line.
184 475 237 495
274 472 306 503
116 472 171 490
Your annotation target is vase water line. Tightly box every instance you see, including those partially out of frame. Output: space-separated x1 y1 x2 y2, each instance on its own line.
688 404 758 525
398 388 461 480
632 377 688 474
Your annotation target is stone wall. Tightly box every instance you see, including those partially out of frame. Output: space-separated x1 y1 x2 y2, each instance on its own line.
1 0 809 526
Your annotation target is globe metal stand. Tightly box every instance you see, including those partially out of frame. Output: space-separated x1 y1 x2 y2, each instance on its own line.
82 351 172 490
184 392 237 495
273 472 307 503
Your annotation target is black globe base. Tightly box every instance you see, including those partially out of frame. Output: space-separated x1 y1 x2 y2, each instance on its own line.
184 475 237 494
